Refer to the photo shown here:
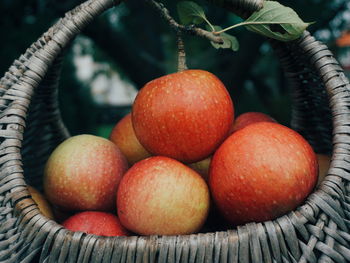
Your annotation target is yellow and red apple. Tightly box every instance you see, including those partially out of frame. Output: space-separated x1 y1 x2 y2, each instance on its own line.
188 157 211 182
316 154 331 187
109 113 151 165
28 185 54 220
44 134 128 212
117 156 210 235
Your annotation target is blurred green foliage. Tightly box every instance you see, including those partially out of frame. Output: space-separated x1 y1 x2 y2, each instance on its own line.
0 0 349 136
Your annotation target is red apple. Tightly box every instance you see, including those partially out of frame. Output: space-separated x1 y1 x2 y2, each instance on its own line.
117 156 210 235
188 157 211 182
44 134 128 212
316 154 331 187
231 112 276 133
109 113 151 165
28 186 55 220
209 122 318 225
132 69 234 163
63 211 129 236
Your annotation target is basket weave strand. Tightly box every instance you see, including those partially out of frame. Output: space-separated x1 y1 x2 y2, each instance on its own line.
1 0 350 262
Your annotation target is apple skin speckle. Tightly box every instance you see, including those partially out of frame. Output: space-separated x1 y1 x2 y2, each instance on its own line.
132 69 234 163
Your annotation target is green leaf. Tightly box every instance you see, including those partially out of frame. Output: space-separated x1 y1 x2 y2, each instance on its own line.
244 1 312 42
210 26 239 51
177 1 207 25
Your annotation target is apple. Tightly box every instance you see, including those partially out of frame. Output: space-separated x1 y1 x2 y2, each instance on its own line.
117 156 210 235
109 113 151 165
63 211 130 236
44 134 128 212
28 186 54 220
188 157 211 182
132 69 234 163
209 122 318 225
316 154 331 187
231 112 276 133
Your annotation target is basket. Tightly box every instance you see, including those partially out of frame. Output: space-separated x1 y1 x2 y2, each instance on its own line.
1 0 350 262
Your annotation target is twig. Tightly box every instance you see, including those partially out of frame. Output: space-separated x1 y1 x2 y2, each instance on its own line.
177 31 188 71
146 0 224 44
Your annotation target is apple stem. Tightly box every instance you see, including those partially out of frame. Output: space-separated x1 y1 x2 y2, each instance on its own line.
177 32 188 72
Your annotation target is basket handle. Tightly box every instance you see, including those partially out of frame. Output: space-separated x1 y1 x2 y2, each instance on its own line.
0 1 122 262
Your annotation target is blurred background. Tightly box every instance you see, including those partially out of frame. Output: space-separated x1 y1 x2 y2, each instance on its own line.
0 0 349 138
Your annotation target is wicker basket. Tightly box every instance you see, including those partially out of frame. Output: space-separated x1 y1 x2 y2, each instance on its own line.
1 0 350 262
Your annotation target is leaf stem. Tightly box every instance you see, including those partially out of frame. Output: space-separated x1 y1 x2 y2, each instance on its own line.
203 17 215 32
214 21 308 35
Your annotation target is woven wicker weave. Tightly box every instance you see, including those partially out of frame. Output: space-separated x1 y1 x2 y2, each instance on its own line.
1 0 350 262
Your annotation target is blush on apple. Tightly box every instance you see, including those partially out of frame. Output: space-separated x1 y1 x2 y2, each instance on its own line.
209 122 318 225
132 69 234 163
63 211 130 236
231 112 276 133
44 134 128 212
117 156 210 235
28 185 54 220
109 113 151 165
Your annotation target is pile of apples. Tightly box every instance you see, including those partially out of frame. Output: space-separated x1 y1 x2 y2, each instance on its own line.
31 69 331 237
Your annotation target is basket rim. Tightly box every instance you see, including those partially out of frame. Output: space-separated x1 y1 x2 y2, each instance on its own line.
0 0 349 262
